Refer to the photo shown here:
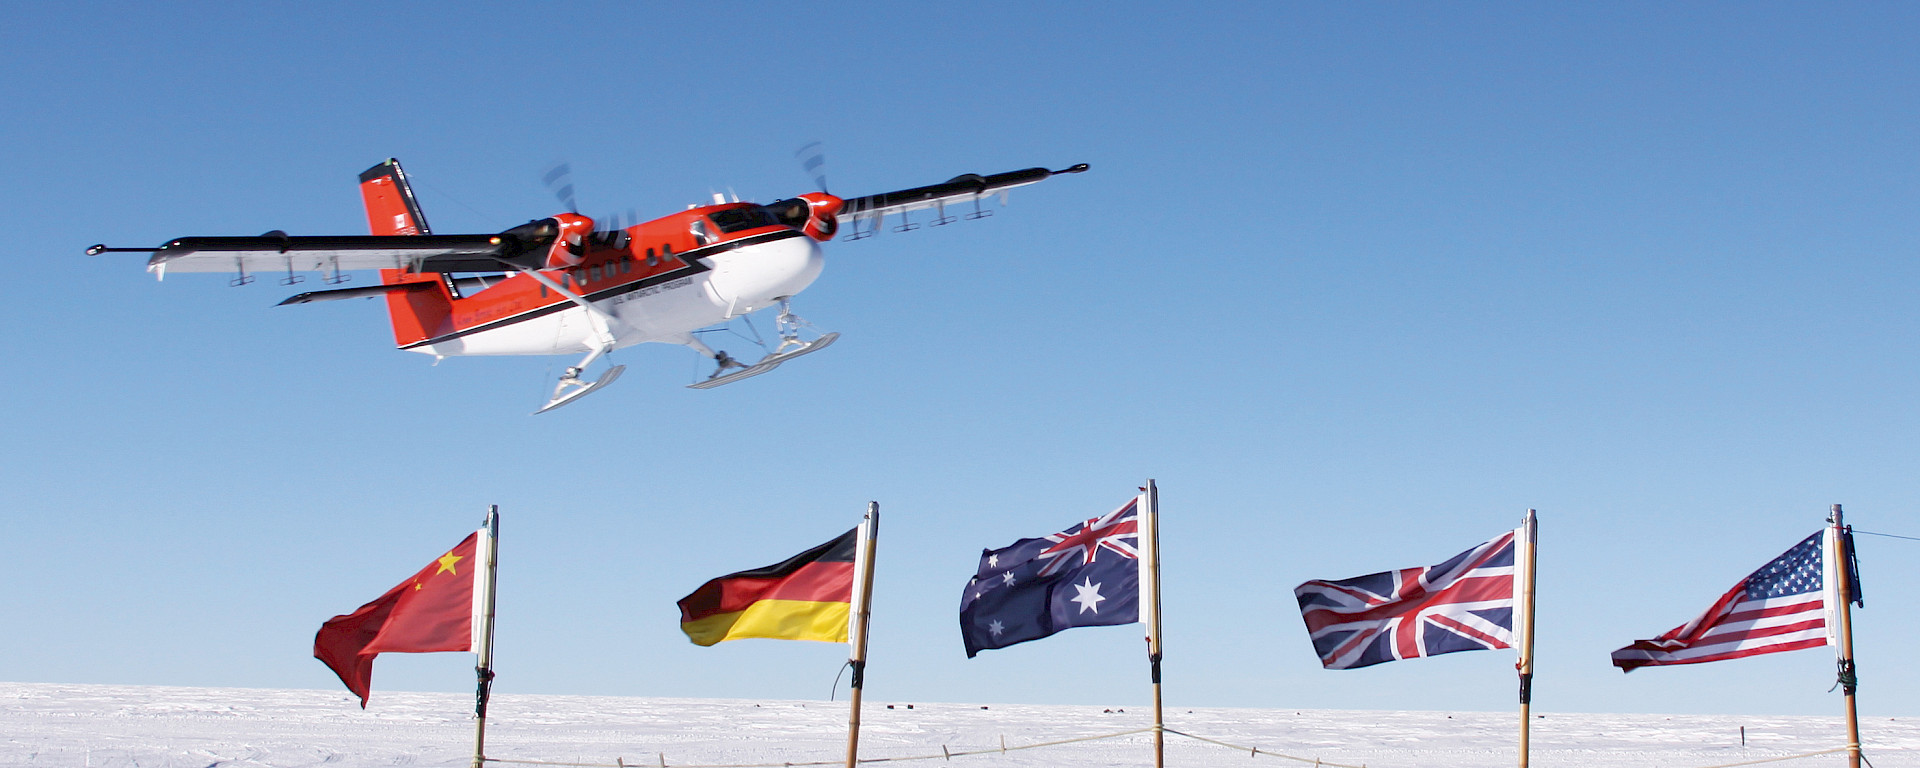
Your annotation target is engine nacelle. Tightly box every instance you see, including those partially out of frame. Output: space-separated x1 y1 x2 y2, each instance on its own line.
766 194 843 241
542 213 595 269
796 192 843 241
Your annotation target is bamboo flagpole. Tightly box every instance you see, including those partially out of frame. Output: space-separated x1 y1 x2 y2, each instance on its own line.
1515 509 1538 768
470 506 501 768
1138 480 1165 768
844 503 881 768
1827 504 1862 768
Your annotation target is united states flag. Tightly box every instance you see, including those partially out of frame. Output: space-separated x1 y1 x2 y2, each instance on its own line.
1295 530 1518 670
1612 531 1835 671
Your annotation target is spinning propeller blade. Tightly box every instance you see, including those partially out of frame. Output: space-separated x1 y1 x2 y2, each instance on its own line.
543 161 631 233
542 161 579 214
796 141 829 193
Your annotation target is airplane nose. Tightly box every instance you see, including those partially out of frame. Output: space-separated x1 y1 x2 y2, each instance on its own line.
704 234 824 313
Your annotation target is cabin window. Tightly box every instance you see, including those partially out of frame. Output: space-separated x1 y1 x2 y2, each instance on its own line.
645 247 657 266
540 284 548 298
589 265 601 283
662 244 674 262
619 254 631 274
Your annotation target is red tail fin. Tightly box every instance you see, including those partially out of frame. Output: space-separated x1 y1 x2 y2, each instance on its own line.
359 159 452 348
359 159 432 236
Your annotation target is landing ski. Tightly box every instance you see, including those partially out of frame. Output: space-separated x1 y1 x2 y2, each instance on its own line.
688 333 839 390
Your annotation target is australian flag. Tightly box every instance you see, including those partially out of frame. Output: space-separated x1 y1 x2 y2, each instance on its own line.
960 498 1142 657
1294 529 1518 669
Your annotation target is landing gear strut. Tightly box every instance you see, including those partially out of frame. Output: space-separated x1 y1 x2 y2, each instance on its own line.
687 298 840 390
518 266 628 414
537 343 626 414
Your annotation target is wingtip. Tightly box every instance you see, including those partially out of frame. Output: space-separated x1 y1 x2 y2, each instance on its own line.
1056 163 1090 174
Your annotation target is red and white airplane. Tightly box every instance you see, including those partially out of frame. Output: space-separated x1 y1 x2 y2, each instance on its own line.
91 157 1086 412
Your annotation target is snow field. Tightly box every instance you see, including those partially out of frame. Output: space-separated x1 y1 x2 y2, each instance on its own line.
4 683 1916 768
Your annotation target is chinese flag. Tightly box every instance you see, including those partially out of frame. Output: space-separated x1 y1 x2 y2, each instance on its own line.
314 532 478 707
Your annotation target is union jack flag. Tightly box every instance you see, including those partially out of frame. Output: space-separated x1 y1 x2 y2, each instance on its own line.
1035 500 1140 576
1295 530 1518 669
1611 530 1853 671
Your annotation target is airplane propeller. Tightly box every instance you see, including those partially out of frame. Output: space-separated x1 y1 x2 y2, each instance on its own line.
542 161 637 234
796 141 829 193
542 161 578 214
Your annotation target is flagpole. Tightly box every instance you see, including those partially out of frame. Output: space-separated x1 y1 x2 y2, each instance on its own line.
1139 480 1165 768
471 506 500 768
1830 504 1861 768
1515 509 1538 768
844 502 881 768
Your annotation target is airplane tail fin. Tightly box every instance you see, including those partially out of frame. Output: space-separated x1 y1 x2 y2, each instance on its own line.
359 159 433 236
359 159 453 348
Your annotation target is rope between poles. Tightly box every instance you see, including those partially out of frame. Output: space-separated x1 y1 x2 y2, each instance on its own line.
481 727 1156 768
1159 727 1368 768
1682 747 1853 768
481 729 1853 768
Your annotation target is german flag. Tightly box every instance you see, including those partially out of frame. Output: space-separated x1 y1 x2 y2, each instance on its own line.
677 528 857 646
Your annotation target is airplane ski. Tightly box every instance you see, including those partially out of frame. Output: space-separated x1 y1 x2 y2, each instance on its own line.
687 332 839 390
535 365 626 414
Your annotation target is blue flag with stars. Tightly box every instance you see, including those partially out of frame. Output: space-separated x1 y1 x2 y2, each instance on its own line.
960 498 1141 657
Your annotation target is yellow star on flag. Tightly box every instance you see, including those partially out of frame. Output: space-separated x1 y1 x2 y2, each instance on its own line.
435 552 463 576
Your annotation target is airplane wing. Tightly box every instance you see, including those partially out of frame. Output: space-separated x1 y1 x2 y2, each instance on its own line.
88 221 563 277
834 163 1087 234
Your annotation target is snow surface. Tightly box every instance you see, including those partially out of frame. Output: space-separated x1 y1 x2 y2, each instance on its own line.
3 682 1915 768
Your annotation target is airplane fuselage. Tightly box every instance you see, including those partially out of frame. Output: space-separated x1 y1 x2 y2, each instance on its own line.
388 203 824 358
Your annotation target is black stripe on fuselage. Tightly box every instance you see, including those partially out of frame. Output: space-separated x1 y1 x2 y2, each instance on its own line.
398 228 809 350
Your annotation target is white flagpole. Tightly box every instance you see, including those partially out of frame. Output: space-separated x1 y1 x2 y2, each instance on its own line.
1828 504 1861 768
1515 509 1538 768
1139 480 1165 768
471 506 500 768
844 503 881 768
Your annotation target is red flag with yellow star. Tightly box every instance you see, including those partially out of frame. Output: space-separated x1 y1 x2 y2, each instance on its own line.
314 531 480 707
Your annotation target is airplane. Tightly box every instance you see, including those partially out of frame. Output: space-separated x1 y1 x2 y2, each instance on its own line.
89 157 1087 413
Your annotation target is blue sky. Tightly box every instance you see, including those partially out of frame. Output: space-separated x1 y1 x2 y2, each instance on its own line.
3 1 1916 718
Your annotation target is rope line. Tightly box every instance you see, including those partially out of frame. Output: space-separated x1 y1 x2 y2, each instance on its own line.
1160 727 1367 768
483 729 1853 768
481 727 1154 768
1683 747 1851 768
1853 529 1920 542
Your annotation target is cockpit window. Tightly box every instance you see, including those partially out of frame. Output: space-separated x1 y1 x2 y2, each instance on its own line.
708 206 780 233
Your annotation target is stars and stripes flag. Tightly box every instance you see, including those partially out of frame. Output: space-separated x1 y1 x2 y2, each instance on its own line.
1295 528 1522 670
1611 528 1859 671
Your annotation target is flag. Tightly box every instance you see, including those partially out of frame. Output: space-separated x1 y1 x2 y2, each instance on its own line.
314 530 482 707
678 528 857 646
1295 529 1518 669
959 498 1141 657
1611 530 1850 671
